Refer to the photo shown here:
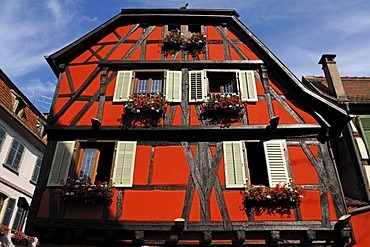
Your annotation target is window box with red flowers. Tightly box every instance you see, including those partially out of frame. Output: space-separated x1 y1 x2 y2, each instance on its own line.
241 183 307 217
162 29 186 53
11 230 36 246
0 224 10 236
185 32 207 53
54 178 114 206
122 93 167 127
200 94 244 126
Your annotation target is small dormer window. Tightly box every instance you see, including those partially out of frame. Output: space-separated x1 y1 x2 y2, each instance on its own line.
10 90 26 118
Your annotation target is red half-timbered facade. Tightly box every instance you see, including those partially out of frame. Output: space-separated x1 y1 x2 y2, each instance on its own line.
27 9 352 246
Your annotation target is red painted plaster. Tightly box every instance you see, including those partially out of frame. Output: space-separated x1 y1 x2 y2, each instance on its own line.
121 190 185 221
101 102 124 126
223 191 248 221
272 100 298 124
288 146 319 185
133 146 151 185
246 100 270 125
151 146 190 185
300 190 322 221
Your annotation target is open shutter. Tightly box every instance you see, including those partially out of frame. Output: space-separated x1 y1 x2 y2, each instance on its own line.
223 141 247 188
264 140 289 187
358 115 370 154
239 70 257 102
189 70 206 102
47 141 75 186
112 141 137 187
12 207 24 230
113 71 133 102
166 70 182 102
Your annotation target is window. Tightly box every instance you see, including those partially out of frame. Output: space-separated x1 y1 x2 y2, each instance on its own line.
10 90 26 118
30 156 42 184
1 198 15 226
188 25 202 34
0 125 6 151
223 140 290 188
189 70 257 102
4 138 25 172
114 70 181 103
47 141 137 187
76 142 115 184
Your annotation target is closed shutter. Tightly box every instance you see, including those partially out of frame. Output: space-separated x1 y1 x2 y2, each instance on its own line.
31 156 42 183
5 139 25 172
165 70 182 102
223 141 247 188
113 71 133 102
112 141 137 187
47 141 75 186
1 198 16 226
358 115 370 154
239 70 257 102
11 207 24 230
264 140 289 187
189 71 206 102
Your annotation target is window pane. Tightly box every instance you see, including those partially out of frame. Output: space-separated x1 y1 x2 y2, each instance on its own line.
137 79 149 93
2 198 15 226
151 79 163 93
79 148 98 183
208 72 236 93
11 207 24 231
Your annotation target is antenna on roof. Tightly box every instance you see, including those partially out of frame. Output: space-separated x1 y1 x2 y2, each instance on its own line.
180 3 188 9
33 92 52 111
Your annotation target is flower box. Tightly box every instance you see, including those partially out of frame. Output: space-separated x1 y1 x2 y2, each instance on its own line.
162 30 207 54
202 94 244 112
11 230 35 246
0 224 10 236
54 178 114 206
122 93 167 127
241 183 307 217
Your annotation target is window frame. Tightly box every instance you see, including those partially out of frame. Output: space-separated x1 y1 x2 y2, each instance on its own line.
30 156 42 184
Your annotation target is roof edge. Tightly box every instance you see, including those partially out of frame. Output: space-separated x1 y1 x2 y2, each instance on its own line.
120 8 239 17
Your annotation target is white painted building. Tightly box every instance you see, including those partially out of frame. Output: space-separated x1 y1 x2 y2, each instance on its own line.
0 69 46 246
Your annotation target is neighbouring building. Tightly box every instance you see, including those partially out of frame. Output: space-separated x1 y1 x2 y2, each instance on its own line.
304 54 370 246
27 9 354 246
0 69 47 245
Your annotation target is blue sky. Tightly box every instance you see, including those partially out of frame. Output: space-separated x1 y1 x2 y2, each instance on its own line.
1 0 369 112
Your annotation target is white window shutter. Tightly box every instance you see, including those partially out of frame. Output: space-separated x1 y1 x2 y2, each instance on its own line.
263 140 289 187
112 141 137 187
189 70 206 102
165 70 182 102
113 71 133 102
223 141 246 188
47 141 75 186
239 70 257 102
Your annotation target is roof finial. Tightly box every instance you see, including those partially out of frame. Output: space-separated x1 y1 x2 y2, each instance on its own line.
180 3 188 9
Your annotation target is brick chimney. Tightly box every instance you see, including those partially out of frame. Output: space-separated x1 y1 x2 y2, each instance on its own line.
318 54 347 100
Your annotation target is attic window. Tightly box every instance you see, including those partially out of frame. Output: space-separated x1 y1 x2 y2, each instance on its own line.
10 90 26 118
134 72 164 94
208 72 237 93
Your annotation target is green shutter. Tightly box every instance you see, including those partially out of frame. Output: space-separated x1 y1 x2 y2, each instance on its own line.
239 70 257 102
358 115 370 154
31 156 42 183
263 140 289 187
223 141 246 188
11 207 24 231
112 141 137 187
113 71 133 102
189 70 205 102
166 70 182 102
47 141 75 186
1 198 15 226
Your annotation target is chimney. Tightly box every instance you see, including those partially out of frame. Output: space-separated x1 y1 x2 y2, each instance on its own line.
318 54 347 100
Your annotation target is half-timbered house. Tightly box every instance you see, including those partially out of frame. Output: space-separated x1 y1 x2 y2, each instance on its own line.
27 9 353 246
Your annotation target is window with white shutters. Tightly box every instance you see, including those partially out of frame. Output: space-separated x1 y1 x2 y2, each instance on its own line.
224 140 290 189
112 141 137 187
189 70 206 102
239 70 257 102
